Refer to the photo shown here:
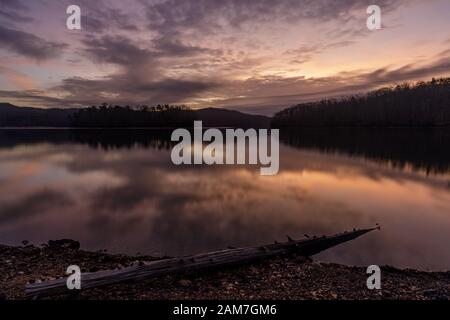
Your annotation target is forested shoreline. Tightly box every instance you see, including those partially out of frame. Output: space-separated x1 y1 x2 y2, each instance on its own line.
272 78 450 128
69 104 196 127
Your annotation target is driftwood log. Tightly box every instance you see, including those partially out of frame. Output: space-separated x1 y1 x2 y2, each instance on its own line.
26 226 379 298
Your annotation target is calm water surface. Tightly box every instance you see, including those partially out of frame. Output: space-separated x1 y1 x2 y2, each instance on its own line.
0 129 449 270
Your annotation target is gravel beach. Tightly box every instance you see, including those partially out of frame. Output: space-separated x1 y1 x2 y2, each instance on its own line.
1 242 448 300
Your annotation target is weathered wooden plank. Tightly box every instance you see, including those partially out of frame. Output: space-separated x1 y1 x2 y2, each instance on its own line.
25 227 379 298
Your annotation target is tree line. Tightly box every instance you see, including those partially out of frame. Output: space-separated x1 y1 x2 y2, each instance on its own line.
69 104 196 127
271 78 450 127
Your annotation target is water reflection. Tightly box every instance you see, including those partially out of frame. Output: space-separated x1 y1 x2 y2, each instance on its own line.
0 129 174 150
0 129 449 270
280 128 450 174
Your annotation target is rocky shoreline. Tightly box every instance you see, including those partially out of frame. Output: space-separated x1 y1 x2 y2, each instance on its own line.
1 241 449 300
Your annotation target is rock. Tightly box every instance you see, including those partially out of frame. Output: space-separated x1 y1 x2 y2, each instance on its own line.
249 266 258 274
179 279 192 287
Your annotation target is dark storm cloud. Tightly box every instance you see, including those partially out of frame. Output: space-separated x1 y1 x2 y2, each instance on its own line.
53 75 219 106
82 9 139 33
0 90 64 106
0 0 33 25
82 35 153 65
81 34 218 67
0 9 33 23
152 37 219 57
40 33 222 106
0 0 27 11
0 26 67 60
141 0 405 35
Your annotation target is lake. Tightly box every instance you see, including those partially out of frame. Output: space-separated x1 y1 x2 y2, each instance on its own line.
0 128 449 271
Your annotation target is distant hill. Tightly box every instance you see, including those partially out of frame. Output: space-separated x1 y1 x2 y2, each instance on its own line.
272 78 450 128
195 108 270 128
0 103 78 127
0 103 270 128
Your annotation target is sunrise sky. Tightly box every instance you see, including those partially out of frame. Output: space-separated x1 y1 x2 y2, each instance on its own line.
1 0 450 115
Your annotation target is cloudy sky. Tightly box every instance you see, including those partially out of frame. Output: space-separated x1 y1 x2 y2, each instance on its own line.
1 0 450 115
